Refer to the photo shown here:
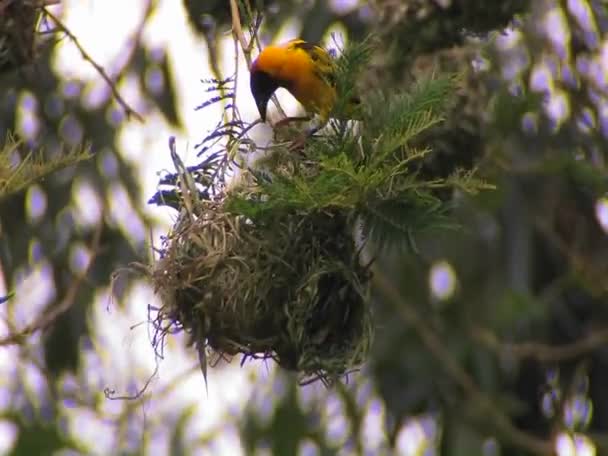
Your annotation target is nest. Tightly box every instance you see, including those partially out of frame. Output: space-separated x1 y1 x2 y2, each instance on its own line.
152 200 373 384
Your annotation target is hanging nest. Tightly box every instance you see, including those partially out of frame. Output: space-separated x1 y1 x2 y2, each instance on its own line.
152 199 373 384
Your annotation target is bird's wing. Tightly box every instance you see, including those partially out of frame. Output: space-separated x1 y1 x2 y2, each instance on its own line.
287 39 336 87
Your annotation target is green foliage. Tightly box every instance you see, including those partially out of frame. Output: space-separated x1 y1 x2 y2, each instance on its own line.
359 197 456 252
4 411 87 456
331 34 375 120
361 75 457 157
0 134 91 201
490 87 544 133
225 50 491 251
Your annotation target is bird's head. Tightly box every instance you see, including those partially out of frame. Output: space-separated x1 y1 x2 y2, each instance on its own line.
250 60 280 122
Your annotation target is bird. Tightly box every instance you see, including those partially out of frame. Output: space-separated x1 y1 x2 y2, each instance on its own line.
249 39 360 128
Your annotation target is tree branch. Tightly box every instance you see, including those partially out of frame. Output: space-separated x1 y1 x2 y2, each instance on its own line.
372 266 554 456
42 7 145 122
0 219 103 346
472 326 608 363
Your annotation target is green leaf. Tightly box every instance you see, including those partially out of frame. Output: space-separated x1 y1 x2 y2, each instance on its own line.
4 412 88 456
363 74 459 162
359 196 457 251
446 168 496 194
490 290 547 331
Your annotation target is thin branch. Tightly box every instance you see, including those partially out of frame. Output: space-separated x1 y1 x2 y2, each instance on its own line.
42 7 145 122
534 216 607 295
104 363 159 401
229 0 286 120
230 0 249 64
472 326 608 363
372 266 554 456
0 219 103 346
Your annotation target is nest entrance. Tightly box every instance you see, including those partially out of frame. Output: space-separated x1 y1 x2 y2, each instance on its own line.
152 201 373 384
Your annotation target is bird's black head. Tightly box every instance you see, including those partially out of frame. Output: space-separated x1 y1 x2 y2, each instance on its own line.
250 69 279 122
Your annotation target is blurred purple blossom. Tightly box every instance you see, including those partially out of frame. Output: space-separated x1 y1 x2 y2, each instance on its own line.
145 67 164 94
26 186 47 222
59 115 84 145
62 80 81 99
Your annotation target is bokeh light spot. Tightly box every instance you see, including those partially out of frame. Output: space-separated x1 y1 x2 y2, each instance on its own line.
396 419 429 456
72 178 103 228
361 398 387 451
576 107 596 133
106 106 126 127
544 7 570 58
26 185 47 223
0 420 17 455
483 437 499 456
44 94 65 119
145 67 164 94
556 433 575 456
59 115 84 145
429 260 457 301
62 80 81 99
496 28 521 51
522 112 539 134
16 91 40 140
98 148 119 178
28 239 44 264
573 434 596 456
324 395 350 448
69 243 92 274
556 432 596 456
545 89 570 128
595 197 608 233
83 83 111 111
530 63 554 92
298 438 319 456
329 0 358 15
567 0 597 45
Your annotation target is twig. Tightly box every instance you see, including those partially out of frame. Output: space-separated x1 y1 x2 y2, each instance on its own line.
372 266 554 456
534 216 607 295
0 219 104 346
229 0 287 120
473 326 608 363
104 363 159 401
230 0 249 63
42 7 145 122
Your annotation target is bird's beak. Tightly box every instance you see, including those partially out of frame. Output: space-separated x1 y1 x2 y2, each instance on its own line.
250 70 278 123
254 92 270 122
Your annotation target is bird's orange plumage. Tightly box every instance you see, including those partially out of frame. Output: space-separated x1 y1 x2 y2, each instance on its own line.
249 38 365 128
251 40 337 121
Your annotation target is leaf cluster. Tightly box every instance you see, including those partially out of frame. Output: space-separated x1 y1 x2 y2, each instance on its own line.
0 133 91 201
225 42 493 250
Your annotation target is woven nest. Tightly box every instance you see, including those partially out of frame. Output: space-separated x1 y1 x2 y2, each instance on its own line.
152 200 373 384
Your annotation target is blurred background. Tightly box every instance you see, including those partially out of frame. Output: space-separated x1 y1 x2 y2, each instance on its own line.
1 0 607 454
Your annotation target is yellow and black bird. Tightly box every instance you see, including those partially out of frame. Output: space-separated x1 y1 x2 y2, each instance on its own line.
249 39 359 126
